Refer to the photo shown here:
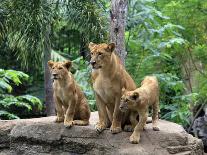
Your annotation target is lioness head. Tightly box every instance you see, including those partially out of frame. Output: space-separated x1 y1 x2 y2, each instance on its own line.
120 88 140 112
88 42 115 69
48 60 72 80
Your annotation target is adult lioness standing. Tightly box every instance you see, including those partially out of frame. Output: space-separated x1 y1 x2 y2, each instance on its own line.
48 60 90 128
89 42 136 134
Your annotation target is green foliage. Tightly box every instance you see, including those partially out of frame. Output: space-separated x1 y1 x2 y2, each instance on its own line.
0 69 43 120
0 110 19 120
0 69 29 93
125 0 202 126
0 0 107 73
155 73 198 126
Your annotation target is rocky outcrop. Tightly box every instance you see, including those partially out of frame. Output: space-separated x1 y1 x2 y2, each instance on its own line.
0 112 204 155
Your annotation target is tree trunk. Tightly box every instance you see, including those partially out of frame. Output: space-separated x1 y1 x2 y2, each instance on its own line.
44 27 55 116
110 0 128 65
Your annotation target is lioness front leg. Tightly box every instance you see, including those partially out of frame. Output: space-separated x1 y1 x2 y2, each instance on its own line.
95 94 109 133
54 96 64 123
130 112 147 144
64 99 76 128
110 97 122 134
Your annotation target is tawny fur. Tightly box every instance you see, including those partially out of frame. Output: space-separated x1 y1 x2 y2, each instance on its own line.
48 60 90 128
89 42 136 134
120 76 160 144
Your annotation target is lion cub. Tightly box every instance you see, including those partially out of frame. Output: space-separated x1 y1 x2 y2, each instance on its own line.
48 60 90 128
120 76 160 144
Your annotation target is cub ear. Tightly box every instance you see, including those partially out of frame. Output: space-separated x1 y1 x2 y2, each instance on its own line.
48 60 54 69
63 60 72 70
107 43 115 52
131 92 139 100
89 42 96 50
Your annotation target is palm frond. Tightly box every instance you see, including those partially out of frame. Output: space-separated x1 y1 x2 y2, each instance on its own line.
0 0 53 70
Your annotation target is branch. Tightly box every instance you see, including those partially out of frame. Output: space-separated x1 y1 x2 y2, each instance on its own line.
187 47 207 79
187 102 206 133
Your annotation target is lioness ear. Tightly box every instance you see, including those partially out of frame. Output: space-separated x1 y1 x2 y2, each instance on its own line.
89 42 96 50
63 60 72 70
107 43 115 52
48 60 54 69
121 87 126 94
131 92 139 100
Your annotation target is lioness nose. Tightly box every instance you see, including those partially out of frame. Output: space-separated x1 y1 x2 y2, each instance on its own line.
90 60 96 66
119 105 124 109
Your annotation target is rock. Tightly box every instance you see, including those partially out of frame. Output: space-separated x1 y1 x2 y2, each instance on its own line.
0 112 204 155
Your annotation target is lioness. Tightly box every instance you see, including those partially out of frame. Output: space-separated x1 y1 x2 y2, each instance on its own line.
120 76 160 144
89 42 136 134
48 60 90 128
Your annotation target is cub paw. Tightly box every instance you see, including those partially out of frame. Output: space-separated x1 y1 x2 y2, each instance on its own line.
124 125 134 132
153 126 160 131
110 126 122 134
130 134 140 144
95 122 107 133
64 120 74 128
54 116 64 123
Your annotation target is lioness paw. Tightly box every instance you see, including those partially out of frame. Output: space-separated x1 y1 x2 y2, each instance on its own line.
95 122 107 133
110 126 122 134
130 134 140 144
64 120 74 128
153 126 160 131
54 116 64 123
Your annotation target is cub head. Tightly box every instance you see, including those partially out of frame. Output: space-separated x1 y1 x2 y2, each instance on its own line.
48 60 72 80
119 88 140 112
88 42 115 69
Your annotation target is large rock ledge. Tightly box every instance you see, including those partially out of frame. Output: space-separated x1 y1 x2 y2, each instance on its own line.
0 112 204 155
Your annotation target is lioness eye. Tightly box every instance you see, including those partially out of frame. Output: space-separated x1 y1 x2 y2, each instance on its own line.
125 99 129 102
58 67 63 69
98 52 102 56
52 67 55 69
91 52 93 55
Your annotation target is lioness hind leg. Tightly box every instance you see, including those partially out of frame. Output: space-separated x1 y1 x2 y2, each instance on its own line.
152 100 160 131
75 100 90 126
73 120 89 126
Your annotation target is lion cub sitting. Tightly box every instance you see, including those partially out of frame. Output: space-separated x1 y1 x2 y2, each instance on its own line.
48 60 90 128
120 76 160 144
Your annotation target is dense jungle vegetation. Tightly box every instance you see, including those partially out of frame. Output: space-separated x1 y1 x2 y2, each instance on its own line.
0 0 206 134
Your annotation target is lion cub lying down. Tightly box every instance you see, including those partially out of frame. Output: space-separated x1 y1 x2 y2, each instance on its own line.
120 76 160 144
48 60 90 128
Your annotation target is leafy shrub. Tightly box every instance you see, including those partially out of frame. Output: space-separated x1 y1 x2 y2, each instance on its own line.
0 69 43 120
125 0 195 127
155 73 198 126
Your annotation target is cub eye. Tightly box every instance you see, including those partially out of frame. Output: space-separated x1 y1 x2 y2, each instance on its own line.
52 67 55 69
91 52 94 55
125 99 129 102
98 52 102 56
